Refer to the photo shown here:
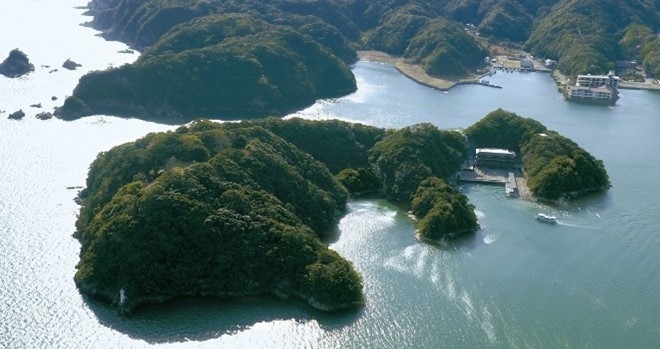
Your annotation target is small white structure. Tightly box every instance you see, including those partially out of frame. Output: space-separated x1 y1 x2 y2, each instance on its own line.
119 288 126 305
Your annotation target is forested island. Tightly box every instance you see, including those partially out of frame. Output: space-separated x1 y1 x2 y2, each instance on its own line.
54 0 660 122
466 109 610 200
75 111 609 313
74 118 477 314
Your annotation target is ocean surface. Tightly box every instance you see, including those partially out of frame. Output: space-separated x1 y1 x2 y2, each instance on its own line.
2 1 660 348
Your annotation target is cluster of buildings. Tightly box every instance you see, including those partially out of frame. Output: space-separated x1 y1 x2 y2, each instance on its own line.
566 71 620 104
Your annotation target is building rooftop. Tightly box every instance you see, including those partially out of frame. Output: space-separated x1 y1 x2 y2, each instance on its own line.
476 148 516 156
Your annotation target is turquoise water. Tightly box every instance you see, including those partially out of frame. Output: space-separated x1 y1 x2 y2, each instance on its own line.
2 2 660 348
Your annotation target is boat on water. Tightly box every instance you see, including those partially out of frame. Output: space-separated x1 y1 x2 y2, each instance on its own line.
536 213 557 224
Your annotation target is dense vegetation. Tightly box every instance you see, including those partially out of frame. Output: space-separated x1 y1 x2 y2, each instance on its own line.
525 0 660 77
621 23 660 79
466 109 610 199
75 118 482 313
368 123 468 202
402 19 489 77
463 108 546 154
411 177 478 240
0 49 34 78
76 109 610 312
75 120 365 313
65 0 660 122
60 0 505 121
58 14 356 122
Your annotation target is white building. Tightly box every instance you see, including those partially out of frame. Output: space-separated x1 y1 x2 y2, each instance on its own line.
567 71 620 103
575 72 619 89
567 85 615 101
475 148 516 168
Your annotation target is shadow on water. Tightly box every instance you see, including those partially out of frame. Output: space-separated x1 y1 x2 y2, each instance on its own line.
418 229 480 251
84 293 362 344
535 190 612 212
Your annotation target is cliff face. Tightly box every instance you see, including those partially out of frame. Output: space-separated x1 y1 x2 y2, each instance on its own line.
0 49 35 78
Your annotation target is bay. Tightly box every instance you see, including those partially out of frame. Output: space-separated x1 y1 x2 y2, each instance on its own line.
2 1 660 348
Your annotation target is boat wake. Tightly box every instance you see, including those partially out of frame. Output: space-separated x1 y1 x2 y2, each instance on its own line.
555 221 599 229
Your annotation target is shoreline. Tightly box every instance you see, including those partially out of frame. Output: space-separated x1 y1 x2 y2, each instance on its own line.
357 50 493 91
358 51 660 93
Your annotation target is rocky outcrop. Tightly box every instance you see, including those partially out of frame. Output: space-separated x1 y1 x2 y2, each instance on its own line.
62 59 82 70
36 112 53 120
0 49 35 78
8 109 25 120
54 97 92 120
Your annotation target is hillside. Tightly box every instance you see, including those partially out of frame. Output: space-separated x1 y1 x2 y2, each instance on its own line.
465 109 610 199
75 121 363 313
525 0 660 77
58 0 660 121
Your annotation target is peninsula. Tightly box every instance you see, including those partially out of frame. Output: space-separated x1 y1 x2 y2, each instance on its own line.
74 112 608 313
74 118 480 314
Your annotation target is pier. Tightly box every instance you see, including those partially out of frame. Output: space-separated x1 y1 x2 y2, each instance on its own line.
457 167 527 198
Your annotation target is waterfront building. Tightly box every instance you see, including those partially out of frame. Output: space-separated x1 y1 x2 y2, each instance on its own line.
475 148 516 168
567 85 616 101
574 72 620 89
566 71 619 104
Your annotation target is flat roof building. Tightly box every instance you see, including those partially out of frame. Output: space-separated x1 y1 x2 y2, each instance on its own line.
575 72 619 90
567 71 620 104
475 148 516 168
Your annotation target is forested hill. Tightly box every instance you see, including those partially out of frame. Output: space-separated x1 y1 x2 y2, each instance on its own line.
465 109 610 199
58 0 491 121
525 0 660 77
59 0 660 122
74 118 477 314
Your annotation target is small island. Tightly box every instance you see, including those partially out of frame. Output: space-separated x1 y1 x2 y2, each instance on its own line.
0 49 35 78
465 109 610 200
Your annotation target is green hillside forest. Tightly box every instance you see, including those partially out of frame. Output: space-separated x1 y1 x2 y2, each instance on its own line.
465 109 611 199
56 0 659 121
75 111 608 313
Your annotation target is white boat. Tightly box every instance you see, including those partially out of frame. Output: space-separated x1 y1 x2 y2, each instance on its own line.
536 213 557 224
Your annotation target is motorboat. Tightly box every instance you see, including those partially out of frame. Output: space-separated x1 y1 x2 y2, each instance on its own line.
536 213 557 224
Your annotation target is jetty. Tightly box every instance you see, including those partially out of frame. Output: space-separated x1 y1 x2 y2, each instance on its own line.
457 167 528 198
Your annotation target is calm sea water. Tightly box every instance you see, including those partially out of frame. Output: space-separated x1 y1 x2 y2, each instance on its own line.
2 2 660 348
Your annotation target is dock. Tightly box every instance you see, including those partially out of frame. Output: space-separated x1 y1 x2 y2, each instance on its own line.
458 167 524 197
458 167 508 184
